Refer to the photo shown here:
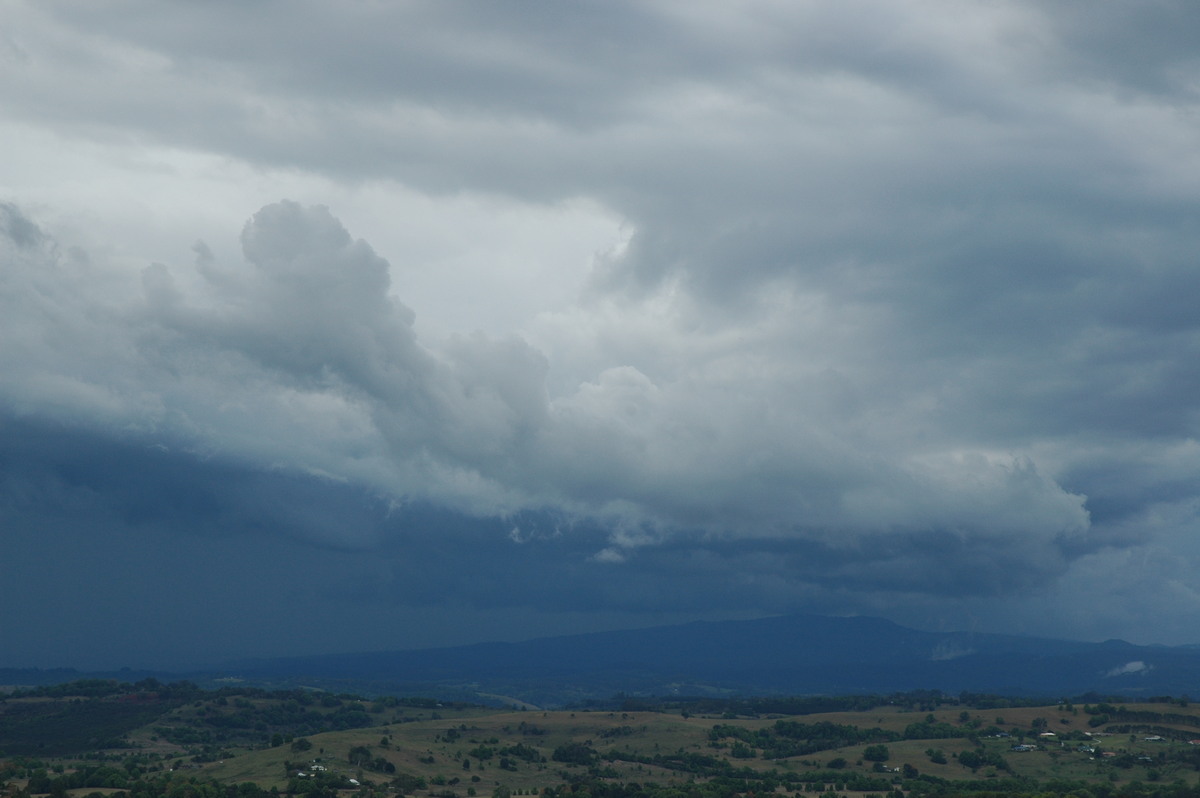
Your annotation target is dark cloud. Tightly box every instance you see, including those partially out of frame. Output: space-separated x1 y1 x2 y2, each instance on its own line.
2 2 1200 666
1041 1 1200 97
0 410 1081 670
1 202 45 247
0 195 1146 652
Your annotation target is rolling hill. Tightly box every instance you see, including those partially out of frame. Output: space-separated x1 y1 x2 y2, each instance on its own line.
210 614 1200 705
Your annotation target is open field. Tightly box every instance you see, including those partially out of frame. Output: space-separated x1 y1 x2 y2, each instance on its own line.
147 708 1200 794
7 683 1200 798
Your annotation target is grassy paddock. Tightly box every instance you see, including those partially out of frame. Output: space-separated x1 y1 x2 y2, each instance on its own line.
16 691 1200 797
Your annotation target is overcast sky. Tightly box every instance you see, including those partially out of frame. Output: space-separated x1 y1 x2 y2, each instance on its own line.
3 0 1200 671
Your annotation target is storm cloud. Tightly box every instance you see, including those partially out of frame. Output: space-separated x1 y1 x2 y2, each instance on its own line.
2 1 1199 668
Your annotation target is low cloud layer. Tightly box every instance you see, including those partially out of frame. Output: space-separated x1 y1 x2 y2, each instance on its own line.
2 1 1200 667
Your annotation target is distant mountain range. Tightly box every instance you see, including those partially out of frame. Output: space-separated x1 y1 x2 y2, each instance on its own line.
7 615 1200 706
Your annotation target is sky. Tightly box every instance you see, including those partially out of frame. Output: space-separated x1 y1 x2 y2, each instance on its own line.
2 1 1200 671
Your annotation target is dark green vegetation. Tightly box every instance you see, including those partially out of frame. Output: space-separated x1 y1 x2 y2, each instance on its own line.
8 681 1200 798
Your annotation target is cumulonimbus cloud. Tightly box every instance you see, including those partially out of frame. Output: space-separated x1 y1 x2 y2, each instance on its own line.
2 199 1090 596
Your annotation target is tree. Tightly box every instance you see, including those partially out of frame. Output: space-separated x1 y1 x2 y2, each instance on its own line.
551 743 596 766
348 745 372 766
863 745 890 763
959 750 984 770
